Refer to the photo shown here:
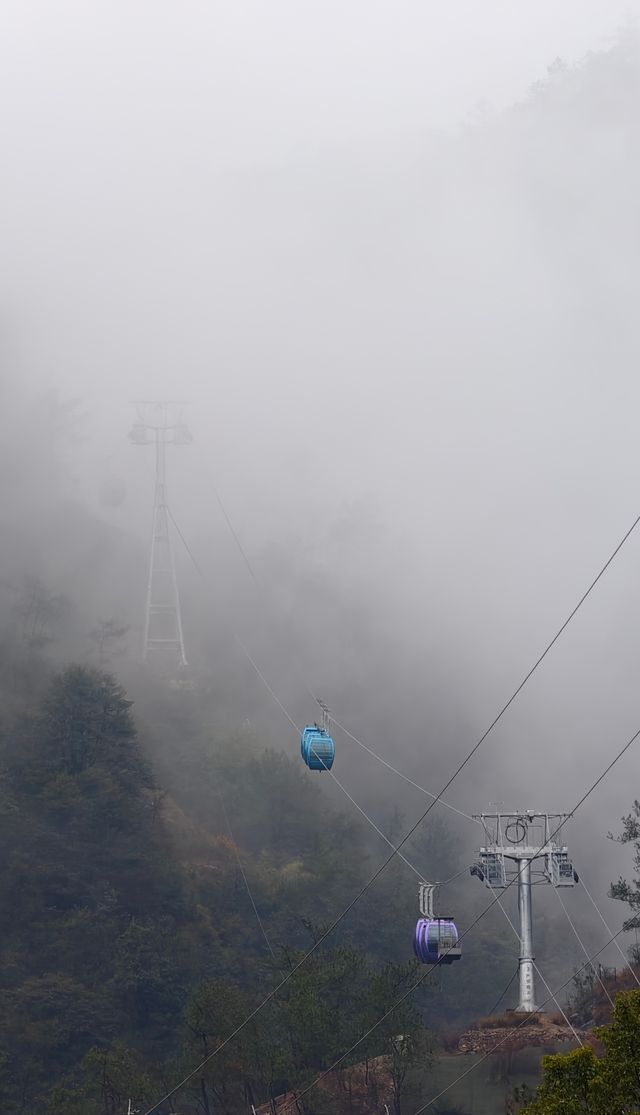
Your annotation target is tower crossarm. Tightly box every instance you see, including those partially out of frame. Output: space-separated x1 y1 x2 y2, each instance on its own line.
477 842 568 860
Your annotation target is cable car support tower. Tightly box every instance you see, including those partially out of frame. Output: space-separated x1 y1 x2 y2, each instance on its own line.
129 401 192 670
471 810 578 1012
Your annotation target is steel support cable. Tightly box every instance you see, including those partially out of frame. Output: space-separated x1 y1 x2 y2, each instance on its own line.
144 509 640 1115
324 767 427 882
411 925 628 1115
324 766 481 889
193 450 320 713
440 863 478 886
330 715 480 825
552 884 615 1009
217 788 281 969
320 758 479 888
273 726 640 1114
168 505 299 733
577 869 640 988
193 448 261 586
538 968 582 1043
487 967 519 1016
232 632 301 733
318 761 483 916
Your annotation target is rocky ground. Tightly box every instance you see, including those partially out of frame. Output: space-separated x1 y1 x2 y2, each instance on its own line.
457 1012 577 1054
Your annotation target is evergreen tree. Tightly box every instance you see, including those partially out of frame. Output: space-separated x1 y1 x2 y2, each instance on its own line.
521 991 640 1115
609 799 640 938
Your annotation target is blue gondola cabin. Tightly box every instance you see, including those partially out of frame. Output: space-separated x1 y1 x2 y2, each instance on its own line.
300 725 336 771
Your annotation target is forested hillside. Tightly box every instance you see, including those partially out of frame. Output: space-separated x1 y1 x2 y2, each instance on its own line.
2 644 637 1114
0 656 517 1113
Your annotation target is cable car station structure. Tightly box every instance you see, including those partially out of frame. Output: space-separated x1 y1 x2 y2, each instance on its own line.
471 810 578 1012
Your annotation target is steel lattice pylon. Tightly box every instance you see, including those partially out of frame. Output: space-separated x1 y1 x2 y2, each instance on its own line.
129 401 192 669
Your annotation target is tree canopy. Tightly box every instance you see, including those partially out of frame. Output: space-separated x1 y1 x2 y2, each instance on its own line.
521 991 640 1115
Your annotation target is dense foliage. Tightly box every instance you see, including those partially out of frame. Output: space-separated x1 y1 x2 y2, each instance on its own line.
521 991 640 1115
609 800 640 944
1 623 637 1112
0 664 511 1113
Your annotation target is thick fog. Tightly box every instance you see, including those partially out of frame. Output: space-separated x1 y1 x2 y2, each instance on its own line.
2 1 640 974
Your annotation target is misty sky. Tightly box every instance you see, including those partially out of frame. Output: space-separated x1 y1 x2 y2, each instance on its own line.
1 0 636 407
3 2 640 967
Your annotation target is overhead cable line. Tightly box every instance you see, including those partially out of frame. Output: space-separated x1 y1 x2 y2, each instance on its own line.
194 448 261 586
330 715 479 825
233 633 301 733
325 768 485 889
145 508 640 1115
486 967 518 1016
439 863 478 886
194 450 323 719
166 507 206 578
217 789 281 969
168 504 299 732
578 869 640 988
552 881 615 1008
324 767 428 881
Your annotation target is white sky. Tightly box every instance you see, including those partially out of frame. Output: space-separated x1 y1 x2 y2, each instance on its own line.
0 1 637 165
